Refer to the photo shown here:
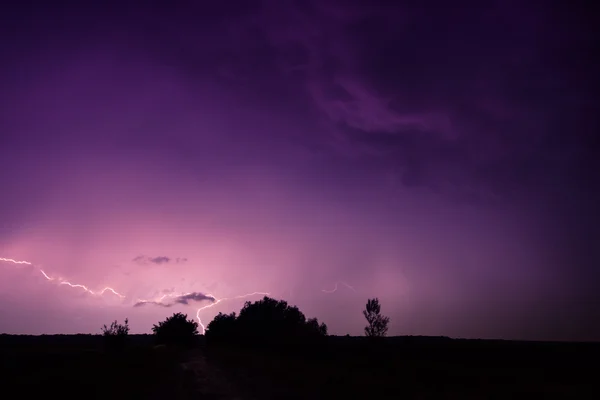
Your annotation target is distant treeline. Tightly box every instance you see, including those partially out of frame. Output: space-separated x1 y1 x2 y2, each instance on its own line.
0 333 155 348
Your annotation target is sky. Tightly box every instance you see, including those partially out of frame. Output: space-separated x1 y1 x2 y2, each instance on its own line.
0 0 598 341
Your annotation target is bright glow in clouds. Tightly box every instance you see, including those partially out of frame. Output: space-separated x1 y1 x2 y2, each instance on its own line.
1 256 345 334
0 257 32 265
1 257 124 298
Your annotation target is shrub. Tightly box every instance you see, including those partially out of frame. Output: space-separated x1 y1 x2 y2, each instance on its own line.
205 312 237 343
152 312 199 348
101 318 129 351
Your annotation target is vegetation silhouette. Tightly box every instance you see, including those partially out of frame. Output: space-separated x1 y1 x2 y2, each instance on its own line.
2 333 598 398
101 318 129 351
363 298 390 337
206 311 237 343
206 296 327 349
152 312 199 348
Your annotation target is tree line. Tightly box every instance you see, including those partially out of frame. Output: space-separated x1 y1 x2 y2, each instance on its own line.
102 296 390 350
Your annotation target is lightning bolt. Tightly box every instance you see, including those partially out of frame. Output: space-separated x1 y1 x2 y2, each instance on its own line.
2 257 124 298
39 269 53 280
0 257 32 265
3 256 357 334
322 281 356 293
134 290 271 334
195 291 270 334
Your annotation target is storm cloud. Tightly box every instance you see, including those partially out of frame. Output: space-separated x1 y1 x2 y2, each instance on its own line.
0 0 598 340
134 292 216 308
132 256 187 265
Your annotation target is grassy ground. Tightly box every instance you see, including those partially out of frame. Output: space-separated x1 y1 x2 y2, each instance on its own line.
1 334 598 399
0 335 188 399
205 336 600 399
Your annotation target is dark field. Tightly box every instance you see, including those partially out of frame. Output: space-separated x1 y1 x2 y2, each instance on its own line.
1 334 598 399
0 334 189 399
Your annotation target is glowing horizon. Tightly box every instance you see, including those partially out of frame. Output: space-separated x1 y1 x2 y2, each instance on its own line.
1 256 338 335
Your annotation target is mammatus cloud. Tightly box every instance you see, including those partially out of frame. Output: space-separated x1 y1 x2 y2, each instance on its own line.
132 255 188 265
134 291 215 308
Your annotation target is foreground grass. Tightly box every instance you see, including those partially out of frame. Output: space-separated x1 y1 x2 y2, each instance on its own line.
206 337 600 399
2 335 598 399
0 335 188 399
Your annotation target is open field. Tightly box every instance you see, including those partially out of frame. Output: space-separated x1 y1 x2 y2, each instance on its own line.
1 334 598 399
207 336 600 399
0 334 190 399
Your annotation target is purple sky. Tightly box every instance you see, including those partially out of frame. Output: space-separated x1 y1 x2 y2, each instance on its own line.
1 1 598 341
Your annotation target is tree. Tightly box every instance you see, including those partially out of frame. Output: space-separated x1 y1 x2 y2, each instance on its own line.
205 296 328 347
205 312 237 343
101 318 129 351
152 312 199 347
236 297 327 343
363 298 390 337
306 317 328 336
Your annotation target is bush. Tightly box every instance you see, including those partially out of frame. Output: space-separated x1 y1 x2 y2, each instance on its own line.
152 312 199 348
101 318 129 351
204 312 237 343
205 296 327 348
306 317 328 336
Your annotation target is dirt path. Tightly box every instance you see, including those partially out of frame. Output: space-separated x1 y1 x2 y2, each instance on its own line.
179 349 248 400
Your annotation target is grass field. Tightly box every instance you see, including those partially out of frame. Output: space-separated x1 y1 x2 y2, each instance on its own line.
0 334 189 399
206 336 600 399
1 334 598 399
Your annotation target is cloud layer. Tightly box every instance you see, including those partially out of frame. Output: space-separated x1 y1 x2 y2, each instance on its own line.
0 0 598 340
134 292 216 308
132 256 188 266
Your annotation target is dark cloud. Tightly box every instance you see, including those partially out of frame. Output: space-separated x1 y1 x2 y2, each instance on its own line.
199 0 598 200
134 292 215 308
132 255 187 265
7 0 595 201
133 300 169 308
132 256 145 264
1 0 599 340
173 292 215 305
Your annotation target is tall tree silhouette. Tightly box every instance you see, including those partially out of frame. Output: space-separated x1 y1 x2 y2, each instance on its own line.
363 298 390 337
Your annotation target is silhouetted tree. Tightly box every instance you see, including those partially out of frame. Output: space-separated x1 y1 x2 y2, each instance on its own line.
363 298 390 337
237 297 327 342
101 318 129 351
205 296 327 347
307 317 328 336
205 312 237 342
152 312 199 347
